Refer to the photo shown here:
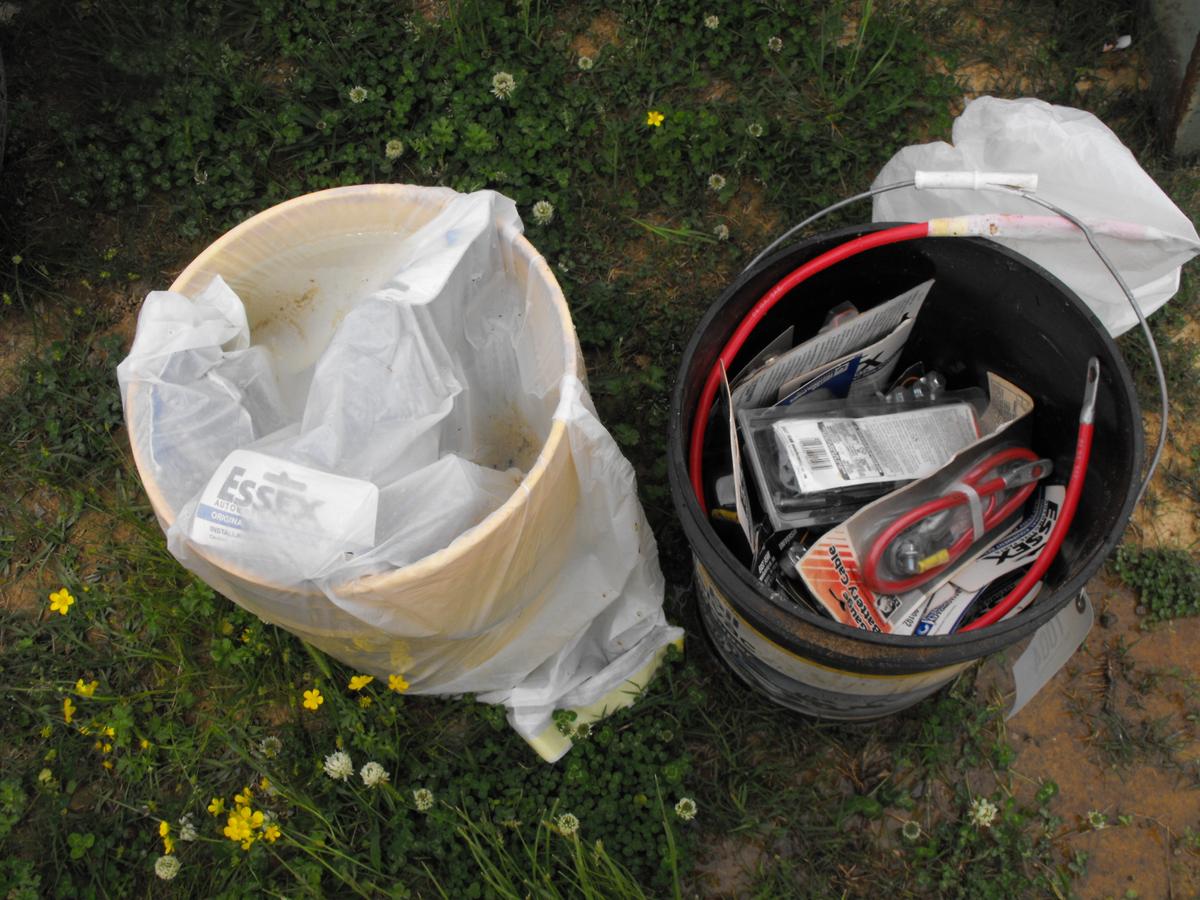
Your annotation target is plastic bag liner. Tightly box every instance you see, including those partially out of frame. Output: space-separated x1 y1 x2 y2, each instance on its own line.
872 96 1200 336
118 187 682 762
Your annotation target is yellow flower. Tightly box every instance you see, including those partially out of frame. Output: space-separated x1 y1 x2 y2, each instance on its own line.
101 759 113 770
302 689 324 711
49 588 75 615
102 743 112 754
159 821 170 838
646 110 665 127
234 786 253 808
223 814 252 842
259 776 271 792
39 725 52 738
235 806 264 830
240 837 255 850
263 823 281 843
93 740 102 751
103 726 115 738
358 695 372 709
348 675 374 691
387 674 409 693
140 738 151 750
63 698 76 724
162 834 175 854
75 679 99 698
241 629 252 644
207 797 225 817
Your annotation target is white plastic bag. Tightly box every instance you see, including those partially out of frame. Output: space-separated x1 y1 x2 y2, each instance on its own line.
118 188 682 761
872 97 1200 336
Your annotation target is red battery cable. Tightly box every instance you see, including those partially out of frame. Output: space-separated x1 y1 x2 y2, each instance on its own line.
959 360 1097 632
688 222 930 512
861 446 1044 596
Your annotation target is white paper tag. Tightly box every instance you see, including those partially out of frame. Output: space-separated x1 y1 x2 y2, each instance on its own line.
721 362 756 553
191 450 379 579
773 404 979 493
1008 590 1093 719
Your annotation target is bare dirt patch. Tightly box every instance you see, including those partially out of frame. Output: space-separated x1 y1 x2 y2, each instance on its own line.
727 182 783 251
976 572 1200 896
699 80 737 103
0 564 54 615
1130 413 1200 551
570 11 622 60
694 835 766 896
0 318 37 397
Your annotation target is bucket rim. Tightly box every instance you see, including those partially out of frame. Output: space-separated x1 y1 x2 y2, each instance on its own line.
127 183 579 598
667 222 1143 669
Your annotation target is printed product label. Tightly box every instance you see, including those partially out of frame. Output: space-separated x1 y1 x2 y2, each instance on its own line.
693 561 969 701
774 403 979 494
191 449 379 575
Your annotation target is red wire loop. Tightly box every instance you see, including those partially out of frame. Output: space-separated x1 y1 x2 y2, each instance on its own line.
959 420 1093 632
861 446 1039 595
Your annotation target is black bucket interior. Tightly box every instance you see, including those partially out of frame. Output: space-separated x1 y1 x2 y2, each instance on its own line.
668 224 1142 665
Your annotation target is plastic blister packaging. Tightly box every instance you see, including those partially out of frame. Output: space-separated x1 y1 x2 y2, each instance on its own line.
737 391 986 530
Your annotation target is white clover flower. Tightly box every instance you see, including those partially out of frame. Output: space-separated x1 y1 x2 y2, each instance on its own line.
385 139 405 160
413 788 434 812
360 761 389 788
708 173 727 192
704 14 719 29
968 796 998 829
1087 810 1108 830
572 721 591 740
713 223 730 241
348 85 369 104
767 35 783 52
577 55 594 71
258 736 282 759
178 813 198 842
674 797 697 821
747 122 764 138
901 819 921 841
556 813 580 837
491 71 516 100
531 200 555 226
323 750 353 781
154 855 181 880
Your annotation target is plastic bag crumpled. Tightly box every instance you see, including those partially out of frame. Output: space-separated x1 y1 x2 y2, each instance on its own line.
117 188 682 761
872 96 1200 336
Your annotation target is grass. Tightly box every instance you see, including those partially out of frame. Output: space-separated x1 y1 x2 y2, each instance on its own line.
1 0 1199 895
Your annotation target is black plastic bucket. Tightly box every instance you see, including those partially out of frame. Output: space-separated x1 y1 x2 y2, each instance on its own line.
667 224 1142 719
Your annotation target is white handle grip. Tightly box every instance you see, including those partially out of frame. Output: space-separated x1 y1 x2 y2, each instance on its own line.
914 171 1039 192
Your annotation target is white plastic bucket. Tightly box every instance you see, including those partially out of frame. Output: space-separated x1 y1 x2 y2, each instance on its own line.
124 185 679 760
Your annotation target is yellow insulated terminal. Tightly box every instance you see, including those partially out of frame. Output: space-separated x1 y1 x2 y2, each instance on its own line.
916 548 951 573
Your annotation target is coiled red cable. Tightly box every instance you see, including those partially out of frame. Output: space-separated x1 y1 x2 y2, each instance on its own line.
861 446 1040 595
959 409 1094 632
